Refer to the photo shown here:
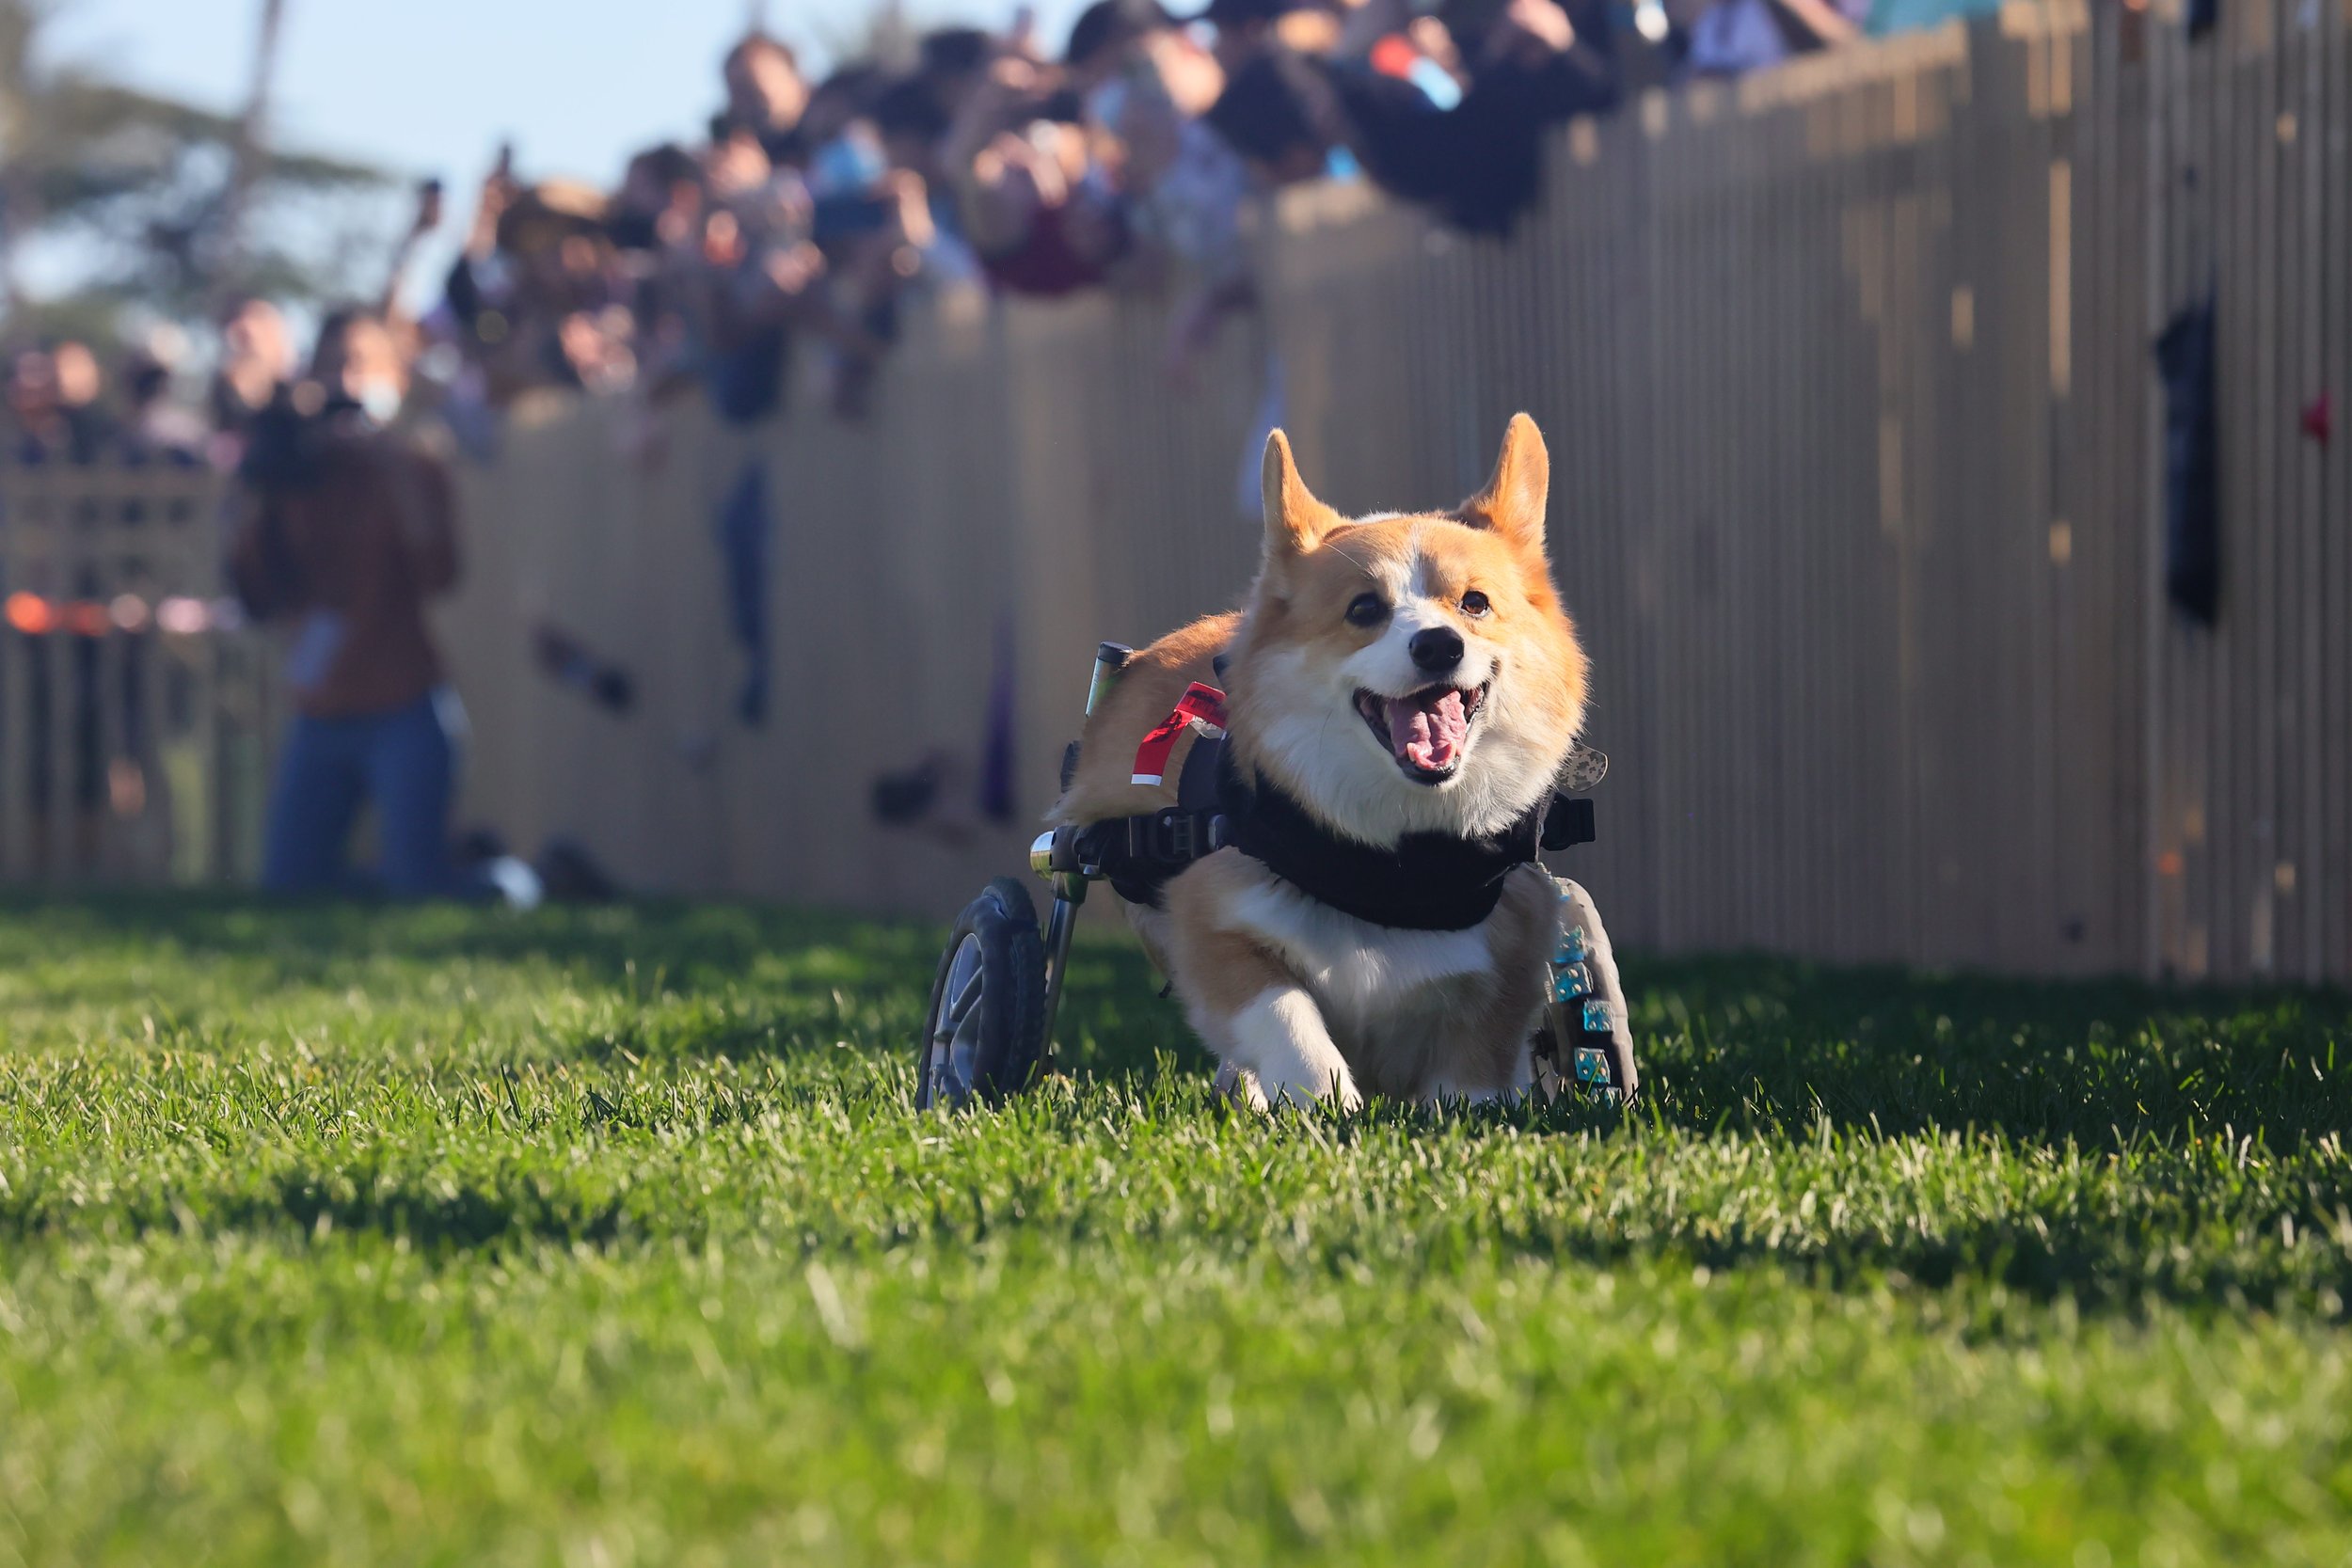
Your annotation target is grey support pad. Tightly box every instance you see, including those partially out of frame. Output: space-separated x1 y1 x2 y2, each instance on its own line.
1540 877 1640 1102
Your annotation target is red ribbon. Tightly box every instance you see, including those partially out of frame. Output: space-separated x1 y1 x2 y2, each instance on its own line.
1131 683 1228 786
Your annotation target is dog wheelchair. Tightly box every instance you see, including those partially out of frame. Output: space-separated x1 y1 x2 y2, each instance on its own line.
916 641 1640 1111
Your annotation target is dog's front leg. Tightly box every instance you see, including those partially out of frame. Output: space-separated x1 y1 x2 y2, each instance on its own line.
1215 986 1360 1112
1179 966 1359 1111
1167 864 1361 1111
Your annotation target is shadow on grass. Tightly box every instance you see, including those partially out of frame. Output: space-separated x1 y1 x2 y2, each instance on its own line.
1500 1206 2352 1318
8 894 2349 1150
253 1172 627 1248
0 1172 625 1252
0 890 1211 1083
0 890 940 994
1624 951 2352 1150
4 1148 2344 1321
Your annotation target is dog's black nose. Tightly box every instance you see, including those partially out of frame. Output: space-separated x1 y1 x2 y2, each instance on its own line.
1408 626 1465 674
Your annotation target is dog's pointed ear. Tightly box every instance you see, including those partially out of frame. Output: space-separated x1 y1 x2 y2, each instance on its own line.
1460 413 1549 549
1262 429 1337 558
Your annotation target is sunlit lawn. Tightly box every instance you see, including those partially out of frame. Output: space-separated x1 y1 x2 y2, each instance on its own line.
1 895 2347 1565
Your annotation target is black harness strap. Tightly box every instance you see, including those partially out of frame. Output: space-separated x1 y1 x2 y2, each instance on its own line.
1086 726 1232 909
1084 737 1597 932
1216 748 1538 931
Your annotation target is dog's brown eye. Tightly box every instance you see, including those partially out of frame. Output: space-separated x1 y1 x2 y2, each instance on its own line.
1344 594 1388 627
1461 590 1492 618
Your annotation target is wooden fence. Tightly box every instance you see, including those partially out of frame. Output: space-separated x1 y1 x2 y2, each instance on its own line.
1244 0 2347 986
445 1 2346 983
0 464 280 886
10 0 2345 984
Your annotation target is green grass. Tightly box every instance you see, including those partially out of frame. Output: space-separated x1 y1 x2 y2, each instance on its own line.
2 895 2350 1566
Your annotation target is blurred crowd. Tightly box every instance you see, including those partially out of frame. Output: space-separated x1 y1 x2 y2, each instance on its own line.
2 0 1906 463
421 0 1637 429
0 0 1916 898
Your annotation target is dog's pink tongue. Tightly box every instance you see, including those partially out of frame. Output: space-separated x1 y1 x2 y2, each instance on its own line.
1388 689 1469 771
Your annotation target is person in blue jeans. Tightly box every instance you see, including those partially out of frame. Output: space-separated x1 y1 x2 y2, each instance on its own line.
259 688 469 896
230 309 470 896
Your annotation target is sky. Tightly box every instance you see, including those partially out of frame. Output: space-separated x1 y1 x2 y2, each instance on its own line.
32 0 1084 310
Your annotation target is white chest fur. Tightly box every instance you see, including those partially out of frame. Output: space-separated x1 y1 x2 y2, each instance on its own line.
1225 877 1495 1032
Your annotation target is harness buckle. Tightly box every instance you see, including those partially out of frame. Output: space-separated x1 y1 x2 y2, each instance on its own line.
1123 808 1228 865
1131 808 1208 864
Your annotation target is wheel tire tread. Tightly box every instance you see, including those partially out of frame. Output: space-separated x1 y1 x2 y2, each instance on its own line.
977 876 1047 1102
917 877 1047 1109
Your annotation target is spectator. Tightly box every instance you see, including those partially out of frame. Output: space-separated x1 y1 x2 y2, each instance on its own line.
1067 0 1253 375
1397 0 1620 230
1200 0 1343 73
605 141 710 412
873 75 984 281
723 32 815 163
802 63 894 161
1439 0 1619 117
798 63 966 411
6 341 115 464
443 172 631 403
941 58 1130 296
210 297 298 467
119 346 208 463
611 142 705 256
1685 0 1863 75
1209 0 1613 239
6 347 67 462
1205 45 1362 185
230 309 469 898
916 26 1005 118
49 341 117 452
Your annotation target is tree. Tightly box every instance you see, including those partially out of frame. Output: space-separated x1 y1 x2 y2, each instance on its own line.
0 0 392 342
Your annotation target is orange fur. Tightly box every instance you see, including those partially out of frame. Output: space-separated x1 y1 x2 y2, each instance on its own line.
1050 611 1237 829
1048 415 1588 1106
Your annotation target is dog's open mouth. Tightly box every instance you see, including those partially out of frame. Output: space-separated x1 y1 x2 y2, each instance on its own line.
1354 683 1487 783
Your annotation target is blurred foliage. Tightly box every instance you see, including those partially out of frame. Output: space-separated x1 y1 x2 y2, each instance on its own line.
0 0 393 341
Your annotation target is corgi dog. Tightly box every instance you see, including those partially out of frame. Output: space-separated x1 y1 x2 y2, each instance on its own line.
1052 414 1589 1109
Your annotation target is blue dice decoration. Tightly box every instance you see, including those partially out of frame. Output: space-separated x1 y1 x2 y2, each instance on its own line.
1554 927 1589 965
1551 961 1592 1002
1572 1047 1611 1085
1582 998 1613 1034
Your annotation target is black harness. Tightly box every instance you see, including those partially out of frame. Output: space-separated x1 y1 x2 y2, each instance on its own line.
1081 736 1596 932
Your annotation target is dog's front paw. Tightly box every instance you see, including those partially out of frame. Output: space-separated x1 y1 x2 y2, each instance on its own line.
1212 1059 1269 1112
1259 1068 1362 1114
1223 1059 1362 1114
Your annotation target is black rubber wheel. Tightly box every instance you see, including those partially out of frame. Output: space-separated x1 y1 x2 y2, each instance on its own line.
916 877 1047 1110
